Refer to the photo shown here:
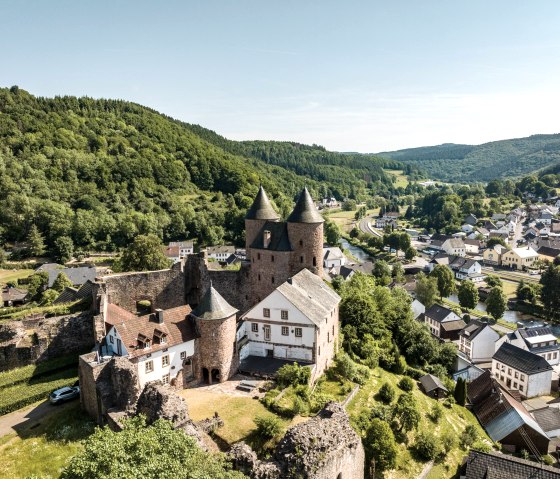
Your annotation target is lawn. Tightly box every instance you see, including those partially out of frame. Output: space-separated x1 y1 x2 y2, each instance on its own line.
0 402 94 479
327 208 378 233
385 169 409 188
502 280 518 298
0 268 34 285
347 367 489 479
180 388 297 450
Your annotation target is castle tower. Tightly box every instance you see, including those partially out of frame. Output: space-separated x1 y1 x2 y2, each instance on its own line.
245 186 280 251
287 187 324 277
191 284 238 385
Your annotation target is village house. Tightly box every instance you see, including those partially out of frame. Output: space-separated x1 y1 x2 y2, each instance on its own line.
323 247 345 269
411 299 425 320
423 304 466 341
461 223 474 233
489 230 509 244
374 217 397 229
239 269 340 383
458 320 500 364
36 263 97 288
496 326 560 366
205 245 236 262
463 239 482 255
164 241 195 263
482 244 507 266
431 235 466 257
419 374 448 399
464 214 478 226
501 246 539 271
449 256 484 282
1 286 28 307
492 342 552 398
537 245 560 263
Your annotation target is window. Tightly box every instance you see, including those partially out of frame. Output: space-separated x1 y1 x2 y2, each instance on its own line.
162 373 170 385
180 351 186 360
281 326 289 336
145 360 154 373
257 253 261 260
258 274 261 281
271 255 274 262
110 335 114 344
263 308 270 317
299 240 303 246
508 368 512 375
271 276 275 284
513 382 518 388
554 352 558 359
281 310 288 320
300 256 304 263
295 328 302 337
144 340 151 349
514 371 519 379
160 335 167 344
328 332 330 342
251 323 258 332
520 374 525 382
313 256 316 267
162 355 170 367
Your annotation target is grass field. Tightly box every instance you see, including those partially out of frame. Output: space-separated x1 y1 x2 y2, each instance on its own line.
327 208 377 233
347 367 489 479
0 402 94 479
385 169 410 188
0 269 34 285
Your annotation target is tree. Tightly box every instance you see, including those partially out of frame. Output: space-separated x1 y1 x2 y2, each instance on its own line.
393 392 421 432
342 200 357 211
364 418 398 472
415 272 438 308
276 362 310 388
324 219 341 246
454 377 467 406
54 235 74 263
430 264 456 300
405 247 417 261
485 274 502 289
378 382 396 404
460 424 479 448
392 262 405 282
413 431 441 461
486 286 507 320
458 280 479 310
372 260 391 285
26 271 49 299
62 416 245 479
486 237 507 249
540 264 560 322
27 225 46 256
0 248 6 266
52 272 73 292
516 281 538 305
254 415 282 440
119 234 172 272
41 288 59 305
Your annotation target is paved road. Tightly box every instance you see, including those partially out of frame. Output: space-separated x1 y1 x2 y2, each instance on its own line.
358 216 382 237
0 399 72 437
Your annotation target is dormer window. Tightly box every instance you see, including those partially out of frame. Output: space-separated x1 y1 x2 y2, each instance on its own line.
144 340 151 349
154 329 167 344
138 334 151 349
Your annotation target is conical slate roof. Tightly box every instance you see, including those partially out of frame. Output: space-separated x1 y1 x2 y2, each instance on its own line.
245 186 280 220
191 284 238 320
287 187 324 223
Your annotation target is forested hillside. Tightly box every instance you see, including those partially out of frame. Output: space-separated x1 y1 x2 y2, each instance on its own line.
379 134 560 182
0 87 399 253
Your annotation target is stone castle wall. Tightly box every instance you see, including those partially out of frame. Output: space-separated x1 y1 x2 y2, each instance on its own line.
248 250 291 304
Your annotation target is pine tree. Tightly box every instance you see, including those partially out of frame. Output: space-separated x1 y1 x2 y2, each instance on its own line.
454 377 466 406
27 225 46 256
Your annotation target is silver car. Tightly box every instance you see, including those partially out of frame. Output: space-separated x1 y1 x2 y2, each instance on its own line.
49 386 80 405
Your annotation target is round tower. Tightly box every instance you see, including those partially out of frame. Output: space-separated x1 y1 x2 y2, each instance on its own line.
245 186 280 251
191 284 238 385
287 187 324 277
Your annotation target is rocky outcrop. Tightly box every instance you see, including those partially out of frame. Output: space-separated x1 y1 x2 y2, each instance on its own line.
136 381 190 427
229 443 281 479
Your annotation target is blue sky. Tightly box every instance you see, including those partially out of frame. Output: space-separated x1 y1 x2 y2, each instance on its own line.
2 0 559 151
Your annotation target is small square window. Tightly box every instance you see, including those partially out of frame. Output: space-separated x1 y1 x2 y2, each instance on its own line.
295 327 302 338
162 373 170 385
110 335 114 344
180 351 186 360
145 360 154 373
162 355 169 367
281 310 288 320
263 308 270 318
251 323 258 332
281 326 289 336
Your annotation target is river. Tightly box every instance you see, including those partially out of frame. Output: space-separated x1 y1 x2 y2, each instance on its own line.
339 238 371 262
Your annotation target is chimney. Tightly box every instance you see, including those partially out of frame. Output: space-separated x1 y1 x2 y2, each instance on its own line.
263 230 271 249
155 308 164 323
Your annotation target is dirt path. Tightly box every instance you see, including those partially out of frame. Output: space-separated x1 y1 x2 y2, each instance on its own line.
0 400 73 437
417 460 434 479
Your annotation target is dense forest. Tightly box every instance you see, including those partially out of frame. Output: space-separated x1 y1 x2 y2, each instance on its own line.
380 134 560 182
0 87 402 254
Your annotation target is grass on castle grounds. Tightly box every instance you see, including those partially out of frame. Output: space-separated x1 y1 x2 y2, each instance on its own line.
0 401 94 479
346 367 489 479
0 268 34 284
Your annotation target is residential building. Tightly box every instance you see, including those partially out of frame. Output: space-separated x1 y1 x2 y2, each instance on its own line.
449 256 484 282
463 239 482 255
464 214 478 226
442 237 466 257
239 269 340 383
537 246 560 263
374 217 397 229
496 326 560 366
1 286 28 307
492 342 552 398
501 247 539 271
462 450 560 479
461 223 474 233
419 374 448 399
323 247 345 269
165 241 195 262
411 299 425 320
206 245 236 261
458 320 499 364
531 407 560 440
482 244 506 266
423 304 466 341
489 230 509 244
540 211 554 225
36 263 97 288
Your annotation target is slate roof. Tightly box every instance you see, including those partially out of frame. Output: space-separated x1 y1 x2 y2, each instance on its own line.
287 187 324 223
106 304 197 358
323 247 344 260
273 269 340 326
532 407 560 434
45 266 97 288
493 342 553 375
53 280 95 305
537 246 560 258
206 245 236 255
2 287 28 302
419 374 448 393
440 319 467 332
463 450 560 479
191 285 238 321
461 320 488 341
424 304 457 323
245 186 280 221
250 221 292 251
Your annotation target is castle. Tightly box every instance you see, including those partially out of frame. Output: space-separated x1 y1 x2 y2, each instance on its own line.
83 186 339 391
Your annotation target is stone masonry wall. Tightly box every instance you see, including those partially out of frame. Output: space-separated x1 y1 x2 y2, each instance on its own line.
287 222 324 278
248 250 291 304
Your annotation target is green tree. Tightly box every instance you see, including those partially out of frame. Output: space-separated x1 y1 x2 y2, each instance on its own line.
454 377 467 406
393 392 421 433
415 272 438 308
324 219 341 246
0 248 6 266
460 424 479 448
41 288 59 305
430 264 456 300
405 246 417 261
26 271 49 299
27 225 46 256
254 415 282 440
486 286 507 320
516 281 538 305
276 362 310 388
485 274 502 289
413 431 441 461
378 382 396 404
342 200 357 211
364 418 398 473
392 262 405 282
458 280 479 310
486 237 507 249
540 264 560 322
61 416 245 479
119 234 172 272
372 260 391 286
52 272 73 292
53 235 74 263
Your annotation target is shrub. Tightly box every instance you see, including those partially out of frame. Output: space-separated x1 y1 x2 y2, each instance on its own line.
443 396 456 408
441 432 456 454
460 424 479 448
543 455 555 466
405 366 426 379
472 440 493 453
428 402 443 423
276 363 310 388
377 382 396 404
254 415 282 440
365 418 398 472
413 431 441 461
398 376 415 392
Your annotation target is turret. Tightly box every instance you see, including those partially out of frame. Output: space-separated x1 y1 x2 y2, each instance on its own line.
287 187 324 277
245 186 280 251
191 284 238 384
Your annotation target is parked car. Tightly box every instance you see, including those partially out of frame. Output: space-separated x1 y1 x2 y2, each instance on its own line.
49 386 80 405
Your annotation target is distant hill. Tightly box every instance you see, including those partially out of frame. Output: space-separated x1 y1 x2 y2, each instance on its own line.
378 134 560 182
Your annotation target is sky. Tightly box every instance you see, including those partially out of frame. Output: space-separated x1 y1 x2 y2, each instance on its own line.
1 0 560 152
